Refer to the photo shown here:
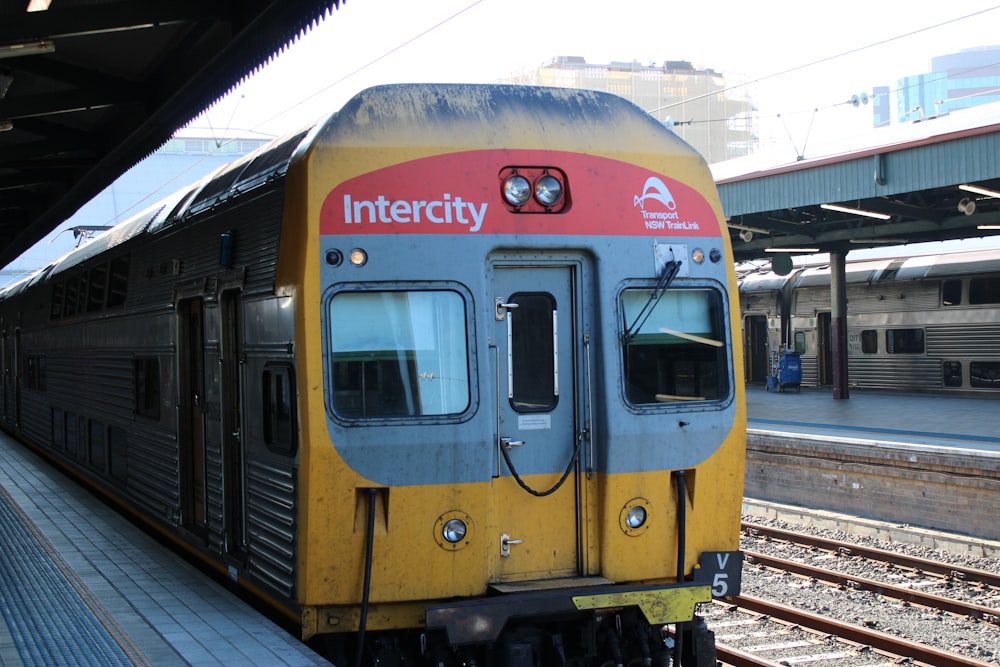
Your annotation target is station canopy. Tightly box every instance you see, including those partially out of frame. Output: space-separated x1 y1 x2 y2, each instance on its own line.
0 0 342 269
713 104 1000 264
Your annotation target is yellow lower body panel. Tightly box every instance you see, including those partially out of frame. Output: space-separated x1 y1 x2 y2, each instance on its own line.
572 583 711 625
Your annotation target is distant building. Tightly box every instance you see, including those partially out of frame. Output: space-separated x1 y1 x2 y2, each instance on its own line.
892 46 1000 124
502 56 756 163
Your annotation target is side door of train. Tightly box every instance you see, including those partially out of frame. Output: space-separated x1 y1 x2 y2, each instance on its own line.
489 259 589 582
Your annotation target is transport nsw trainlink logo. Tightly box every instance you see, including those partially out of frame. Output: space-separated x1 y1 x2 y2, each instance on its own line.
342 194 488 232
633 176 700 232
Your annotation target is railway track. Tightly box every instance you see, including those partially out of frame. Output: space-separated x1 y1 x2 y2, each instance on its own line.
701 521 1000 665
742 522 1000 624
711 595 993 667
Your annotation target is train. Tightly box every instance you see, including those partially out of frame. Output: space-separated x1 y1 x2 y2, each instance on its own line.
740 249 1000 392
0 83 745 666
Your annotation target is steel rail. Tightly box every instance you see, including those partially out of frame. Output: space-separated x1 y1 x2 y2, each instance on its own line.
732 594 994 667
742 522 1000 588
714 643 787 667
745 549 1000 624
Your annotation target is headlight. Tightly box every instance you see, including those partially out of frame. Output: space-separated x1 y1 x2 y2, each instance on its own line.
534 174 563 206
442 518 467 543
503 175 532 206
619 498 651 536
625 505 647 529
434 511 474 551
499 167 568 213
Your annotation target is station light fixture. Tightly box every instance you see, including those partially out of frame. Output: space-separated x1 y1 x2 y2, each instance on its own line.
820 203 891 220
959 184 1000 199
0 40 55 59
765 247 819 253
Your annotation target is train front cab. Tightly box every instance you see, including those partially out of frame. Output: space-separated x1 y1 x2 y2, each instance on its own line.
284 85 747 665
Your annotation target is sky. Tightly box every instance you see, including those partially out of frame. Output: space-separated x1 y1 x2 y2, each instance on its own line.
187 0 1000 158
6 0 1000 277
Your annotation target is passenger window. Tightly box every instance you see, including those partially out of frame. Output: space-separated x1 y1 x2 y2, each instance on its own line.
793 331 806 354
886 328 924 354
969 277 1000 305
861 329 877 354
620 287 728 404
135 357 161 419
263 365 296 455
329 290 470 418
942 280 962 306
970 362 1000 388
943 361 963 387
508 293 556 412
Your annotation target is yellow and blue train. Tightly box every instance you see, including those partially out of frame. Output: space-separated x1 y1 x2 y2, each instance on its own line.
0 84 746 666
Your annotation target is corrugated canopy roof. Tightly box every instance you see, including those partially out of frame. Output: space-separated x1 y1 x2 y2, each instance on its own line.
715 103 1000 263
0 0 342 269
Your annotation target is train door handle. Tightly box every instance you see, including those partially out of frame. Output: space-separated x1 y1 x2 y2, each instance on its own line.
500 533 524 557
501 437 524 449
495 298 519 320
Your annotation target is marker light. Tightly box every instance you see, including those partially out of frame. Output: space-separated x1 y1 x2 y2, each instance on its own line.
349 248 367 266
503 175 532 206
535 174 563 206
691 248 705 264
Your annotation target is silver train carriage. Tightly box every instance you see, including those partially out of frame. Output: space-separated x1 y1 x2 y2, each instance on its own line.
740 249 1000 392
0 83 746 666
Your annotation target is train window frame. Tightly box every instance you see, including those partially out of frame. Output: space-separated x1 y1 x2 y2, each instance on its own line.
793 331 806 354
886 328 924 354
619 282 729 407
860 329 878 354
970 361 1000 388
325 284 474 423
969 276 1000 305
134 357 161 420
262 363 297 456
942 279 962 307
507 292 558 413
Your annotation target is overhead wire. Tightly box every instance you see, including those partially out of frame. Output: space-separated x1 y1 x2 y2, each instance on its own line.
51 2 1000 239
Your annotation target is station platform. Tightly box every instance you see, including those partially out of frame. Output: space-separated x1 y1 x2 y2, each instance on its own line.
747 384 1000 452
744 384 1000 542
0 432 330 667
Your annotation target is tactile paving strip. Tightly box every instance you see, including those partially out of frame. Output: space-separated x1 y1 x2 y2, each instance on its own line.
0 485 147 667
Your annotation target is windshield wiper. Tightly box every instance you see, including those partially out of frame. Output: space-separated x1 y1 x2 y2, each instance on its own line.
624 259 681 343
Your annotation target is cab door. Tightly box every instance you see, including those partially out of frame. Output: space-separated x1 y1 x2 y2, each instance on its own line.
490 263 586 583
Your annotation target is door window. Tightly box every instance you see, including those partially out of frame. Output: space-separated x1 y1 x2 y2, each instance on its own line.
507 293 557 412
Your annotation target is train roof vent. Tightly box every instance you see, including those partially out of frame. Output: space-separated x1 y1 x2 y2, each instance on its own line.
184 152 257 218
872 259 904 282
184 128 309 219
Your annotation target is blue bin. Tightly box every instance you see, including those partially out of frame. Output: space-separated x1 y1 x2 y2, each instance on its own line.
777 351 801 391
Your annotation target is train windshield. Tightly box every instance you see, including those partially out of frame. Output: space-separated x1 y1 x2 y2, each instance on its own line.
620 287 728 405
328 290 470 418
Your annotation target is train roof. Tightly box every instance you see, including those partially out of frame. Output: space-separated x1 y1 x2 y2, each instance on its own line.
739 270 796 293
895 249 1000 280
793 258 904 287
739 249 1000 293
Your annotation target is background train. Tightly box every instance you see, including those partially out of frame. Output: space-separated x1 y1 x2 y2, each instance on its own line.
0 84 745 666
740 249 1000 392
